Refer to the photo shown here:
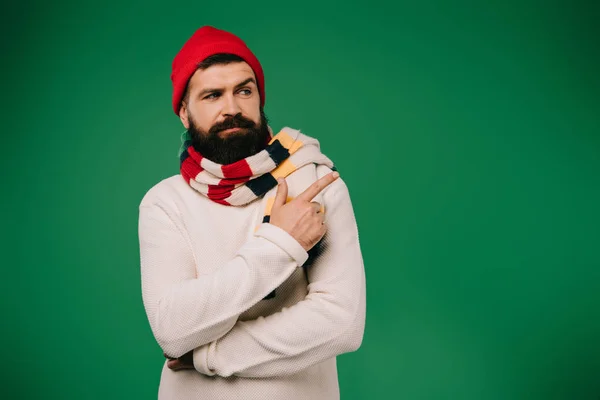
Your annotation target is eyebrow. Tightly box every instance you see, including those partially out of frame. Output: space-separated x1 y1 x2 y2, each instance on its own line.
197 77 256 98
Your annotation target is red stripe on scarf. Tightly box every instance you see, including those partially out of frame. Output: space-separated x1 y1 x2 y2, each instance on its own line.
187 146 204 164
220 176 249 185
222 159 252 179
180 156 203 183
208 184 234 200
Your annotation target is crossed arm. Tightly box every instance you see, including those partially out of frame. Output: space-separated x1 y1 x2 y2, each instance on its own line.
139 176 366 378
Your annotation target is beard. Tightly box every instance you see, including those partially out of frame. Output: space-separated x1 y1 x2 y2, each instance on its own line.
187 109 271 165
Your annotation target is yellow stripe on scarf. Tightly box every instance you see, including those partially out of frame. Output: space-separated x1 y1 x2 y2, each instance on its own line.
271 158 297 179
269 131 306 179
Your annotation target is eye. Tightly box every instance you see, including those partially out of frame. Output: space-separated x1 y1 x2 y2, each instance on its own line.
204 92 220 100
239 88 252 96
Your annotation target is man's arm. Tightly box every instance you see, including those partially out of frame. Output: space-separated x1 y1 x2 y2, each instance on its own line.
139 199 309 359
192 175 366 378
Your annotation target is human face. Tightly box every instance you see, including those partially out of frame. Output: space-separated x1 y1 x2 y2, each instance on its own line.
179 61 261 136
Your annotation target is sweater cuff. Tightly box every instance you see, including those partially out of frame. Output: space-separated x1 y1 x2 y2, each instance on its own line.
193 343 216 376
254 223 309 267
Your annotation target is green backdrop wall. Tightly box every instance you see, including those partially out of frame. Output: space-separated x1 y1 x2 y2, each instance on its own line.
2 0 599 399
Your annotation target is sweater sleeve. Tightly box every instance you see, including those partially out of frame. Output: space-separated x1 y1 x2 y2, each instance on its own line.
192 177 366 377
139 200 309 359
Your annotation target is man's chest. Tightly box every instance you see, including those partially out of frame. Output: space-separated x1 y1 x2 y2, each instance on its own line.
180 199 309 319
180 198 263 272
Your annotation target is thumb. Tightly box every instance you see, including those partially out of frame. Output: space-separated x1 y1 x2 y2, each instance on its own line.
273 178 288 209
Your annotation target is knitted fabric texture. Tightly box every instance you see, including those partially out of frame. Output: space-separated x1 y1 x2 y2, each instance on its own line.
179 127 335 206
138 159 366 398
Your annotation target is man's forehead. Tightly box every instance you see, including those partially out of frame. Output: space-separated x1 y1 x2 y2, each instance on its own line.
190 62 256 90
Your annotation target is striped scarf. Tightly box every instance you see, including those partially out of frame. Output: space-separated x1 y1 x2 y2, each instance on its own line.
180 126 335 300
179 126 334 207
180 127 335 300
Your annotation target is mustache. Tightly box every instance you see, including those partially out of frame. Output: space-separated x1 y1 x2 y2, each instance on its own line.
209 114 257 135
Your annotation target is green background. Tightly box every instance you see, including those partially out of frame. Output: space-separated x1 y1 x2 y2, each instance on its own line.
2 0 599 399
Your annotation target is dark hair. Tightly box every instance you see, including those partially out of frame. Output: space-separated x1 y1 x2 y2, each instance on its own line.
181 53 246 107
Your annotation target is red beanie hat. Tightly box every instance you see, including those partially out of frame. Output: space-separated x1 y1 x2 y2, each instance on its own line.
170 26 265 115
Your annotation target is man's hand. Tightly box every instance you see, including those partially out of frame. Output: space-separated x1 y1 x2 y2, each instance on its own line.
164 350 194 371
269 171 339 251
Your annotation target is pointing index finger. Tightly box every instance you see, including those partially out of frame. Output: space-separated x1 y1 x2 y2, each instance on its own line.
297 171 340 202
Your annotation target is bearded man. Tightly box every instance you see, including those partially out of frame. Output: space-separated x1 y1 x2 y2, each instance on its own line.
138 26 366 400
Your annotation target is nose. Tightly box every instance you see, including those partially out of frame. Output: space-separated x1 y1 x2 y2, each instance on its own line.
222 93 242 117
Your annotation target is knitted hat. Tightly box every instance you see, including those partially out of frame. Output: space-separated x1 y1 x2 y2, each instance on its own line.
171 26 265 115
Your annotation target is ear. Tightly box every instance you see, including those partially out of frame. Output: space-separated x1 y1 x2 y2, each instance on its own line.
179 103 190 130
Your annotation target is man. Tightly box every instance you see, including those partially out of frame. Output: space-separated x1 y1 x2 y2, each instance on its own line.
138 26 366 400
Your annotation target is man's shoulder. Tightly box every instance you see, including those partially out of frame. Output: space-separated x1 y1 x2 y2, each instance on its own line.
139 174 189 207
314 164 351 202
315 164 334 179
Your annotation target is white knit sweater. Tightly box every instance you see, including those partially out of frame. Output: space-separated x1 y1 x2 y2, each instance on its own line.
138 164 366 400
